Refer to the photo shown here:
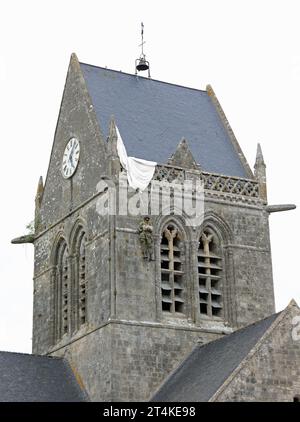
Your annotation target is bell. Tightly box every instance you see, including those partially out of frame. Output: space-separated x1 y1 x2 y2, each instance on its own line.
136 57 149 72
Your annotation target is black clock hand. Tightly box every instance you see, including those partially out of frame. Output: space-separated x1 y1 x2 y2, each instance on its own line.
69 143 77 167
69 144 75 162
67 146 74 168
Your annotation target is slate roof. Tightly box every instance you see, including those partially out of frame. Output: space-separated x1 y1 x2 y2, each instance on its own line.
80 63 249 178
0 351 88 402
151 312 280 402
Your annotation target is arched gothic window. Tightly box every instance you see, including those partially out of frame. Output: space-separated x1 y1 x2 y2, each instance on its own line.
54 239 69 340
160 224 185 315
75 229 87 329
198 227 223 317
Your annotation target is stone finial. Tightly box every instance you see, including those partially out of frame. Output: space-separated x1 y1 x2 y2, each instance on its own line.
35 176 44 208
167 138 201 171
107 115 120 176
255 143 266 169
70 52 80 67
107 115 118 154
254 143 267 201
206 84 215 98
288 298 299 308
34 176 44 234
109 115 118 139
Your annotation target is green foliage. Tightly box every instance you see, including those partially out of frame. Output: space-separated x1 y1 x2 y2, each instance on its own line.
26 220 35 235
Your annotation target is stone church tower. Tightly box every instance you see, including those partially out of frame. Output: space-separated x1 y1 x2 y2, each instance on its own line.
31 53 277 401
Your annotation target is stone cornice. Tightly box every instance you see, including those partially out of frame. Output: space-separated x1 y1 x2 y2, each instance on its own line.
47 317 234 355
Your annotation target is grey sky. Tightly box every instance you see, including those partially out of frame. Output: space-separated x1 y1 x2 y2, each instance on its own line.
0 0 299 353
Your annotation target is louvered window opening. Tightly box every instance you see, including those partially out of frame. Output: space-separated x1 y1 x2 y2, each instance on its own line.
78 233 87 326
161 225 185 315
198 229 223 317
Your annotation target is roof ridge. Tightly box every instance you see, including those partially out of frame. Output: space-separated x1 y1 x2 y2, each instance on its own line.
190 312 281 354
79 61 207 94
220 311 281 338
0 350 63 360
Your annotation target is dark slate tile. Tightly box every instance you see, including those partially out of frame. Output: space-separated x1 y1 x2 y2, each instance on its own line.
0 352 88 402
80 64 248 178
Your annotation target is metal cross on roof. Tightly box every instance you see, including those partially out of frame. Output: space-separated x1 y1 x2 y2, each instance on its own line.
135 22 151 77
139 22 146 56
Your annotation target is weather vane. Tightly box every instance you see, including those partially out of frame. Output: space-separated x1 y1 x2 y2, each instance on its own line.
135 22 151 77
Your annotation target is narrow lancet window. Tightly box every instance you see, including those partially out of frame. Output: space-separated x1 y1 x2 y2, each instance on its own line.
75 230 87 328
54 239 69 340
61 245 69 334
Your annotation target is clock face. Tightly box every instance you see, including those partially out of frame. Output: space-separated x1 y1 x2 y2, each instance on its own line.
62 138 80 179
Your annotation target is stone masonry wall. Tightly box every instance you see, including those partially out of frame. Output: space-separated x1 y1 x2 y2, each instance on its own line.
33 186 275 399
50 321 223 401
33 198 110 355
39 54 108 229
